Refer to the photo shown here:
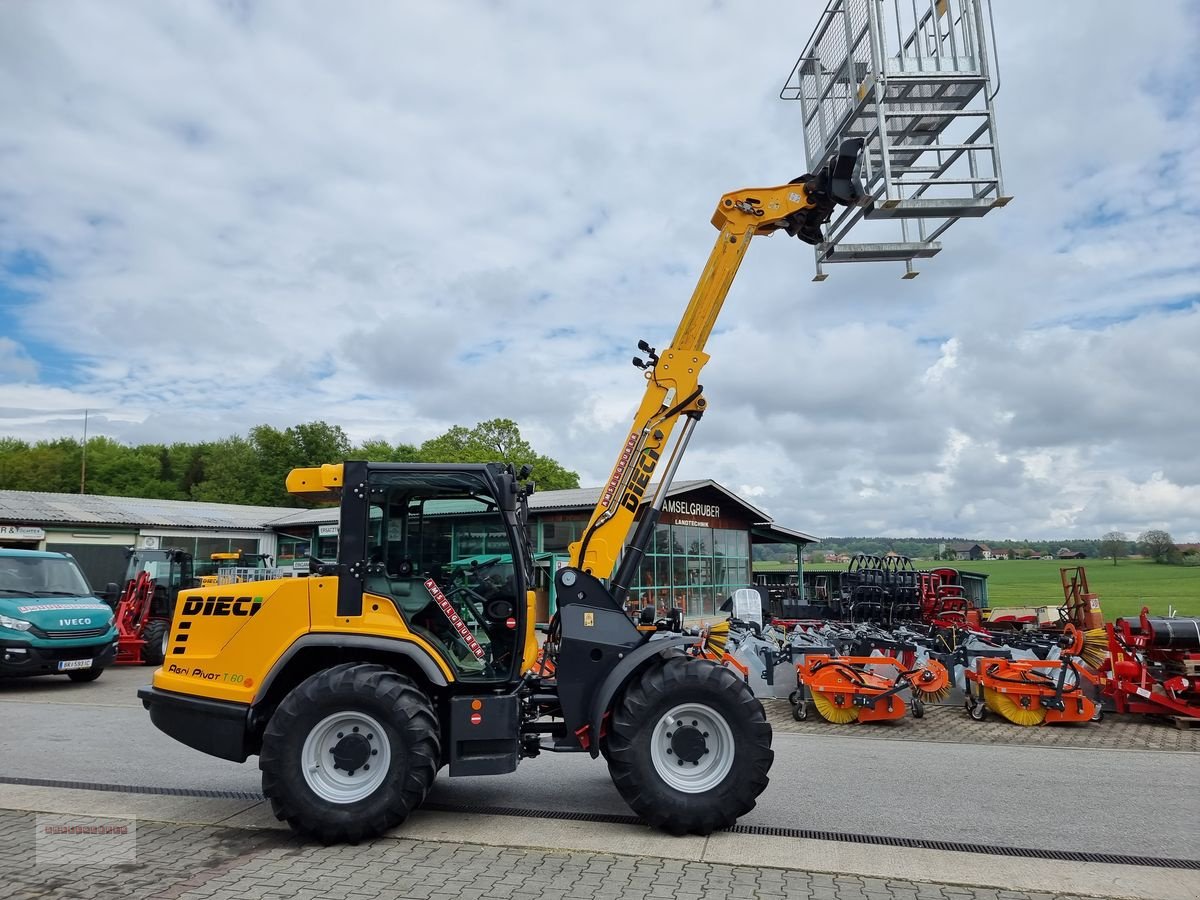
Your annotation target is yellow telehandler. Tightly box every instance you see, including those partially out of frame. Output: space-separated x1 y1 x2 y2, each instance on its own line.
140 140 867 842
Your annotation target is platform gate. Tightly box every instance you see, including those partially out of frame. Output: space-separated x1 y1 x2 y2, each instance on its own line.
782 0 1009 278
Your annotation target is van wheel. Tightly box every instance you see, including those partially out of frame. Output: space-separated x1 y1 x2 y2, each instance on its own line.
605 656 773 835
141 620 169 666
67 667 103 683
260 662 440 844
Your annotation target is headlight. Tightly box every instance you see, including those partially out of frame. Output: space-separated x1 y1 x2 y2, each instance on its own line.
106 613 115 627
0 614 33 632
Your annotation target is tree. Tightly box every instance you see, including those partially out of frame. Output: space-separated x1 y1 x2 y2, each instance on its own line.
356 438 418 462
1099 531 1128 566
416 419 580 491
1138 529 1178 564
0 418 579 504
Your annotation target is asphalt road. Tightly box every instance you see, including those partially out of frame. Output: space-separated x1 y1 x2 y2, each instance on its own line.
1 668 1197 860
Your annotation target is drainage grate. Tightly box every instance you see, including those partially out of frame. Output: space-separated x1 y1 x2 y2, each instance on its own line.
2 775 1197 871
0 775 263 802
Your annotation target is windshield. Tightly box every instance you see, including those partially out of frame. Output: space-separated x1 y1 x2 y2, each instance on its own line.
0 556 93 597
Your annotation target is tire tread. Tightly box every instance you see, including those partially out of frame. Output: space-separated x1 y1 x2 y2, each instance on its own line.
260 662 440 843
606 656 773 835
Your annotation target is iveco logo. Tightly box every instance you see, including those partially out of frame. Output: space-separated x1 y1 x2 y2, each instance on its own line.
58 618 91 627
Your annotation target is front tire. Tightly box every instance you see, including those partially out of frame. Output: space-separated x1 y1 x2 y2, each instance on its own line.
606 656 773 836
141 619 169 666
260 662 440 843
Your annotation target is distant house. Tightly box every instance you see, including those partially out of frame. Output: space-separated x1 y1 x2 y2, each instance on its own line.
1057 547 1087 559
949 542 992 561
991 548 1010 560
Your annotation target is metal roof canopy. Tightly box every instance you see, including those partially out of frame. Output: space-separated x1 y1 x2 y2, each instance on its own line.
750 523 821 546
0 480 815 543
0 490 291 530
268 480 781 528
782 0 1009 279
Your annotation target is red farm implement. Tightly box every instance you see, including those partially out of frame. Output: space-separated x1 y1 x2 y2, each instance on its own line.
1102 609 1200 720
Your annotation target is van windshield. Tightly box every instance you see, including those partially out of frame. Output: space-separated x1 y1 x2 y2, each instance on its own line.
0 557 93 598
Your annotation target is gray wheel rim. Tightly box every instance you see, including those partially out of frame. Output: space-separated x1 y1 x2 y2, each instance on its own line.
649 702 735 794
301 711 391 803
161 628 169 658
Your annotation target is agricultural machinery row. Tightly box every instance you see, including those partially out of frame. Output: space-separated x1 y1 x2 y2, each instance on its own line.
698 560 1198 728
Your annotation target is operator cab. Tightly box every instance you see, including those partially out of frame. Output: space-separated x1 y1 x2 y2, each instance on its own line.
110 548 194 618
346 465 531 682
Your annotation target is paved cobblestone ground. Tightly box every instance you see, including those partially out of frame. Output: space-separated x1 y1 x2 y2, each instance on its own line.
0 810 1128 900
763 700 1200 752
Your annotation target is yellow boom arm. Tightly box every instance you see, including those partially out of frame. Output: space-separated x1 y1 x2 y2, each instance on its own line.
569 139 865 588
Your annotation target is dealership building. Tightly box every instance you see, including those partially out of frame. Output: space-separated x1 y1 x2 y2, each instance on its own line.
0 480 816 620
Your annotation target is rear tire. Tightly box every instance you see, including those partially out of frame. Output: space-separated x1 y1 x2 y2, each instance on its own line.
606 656 773 836
141 620 169 666
260 662 440 843
66 667 103 683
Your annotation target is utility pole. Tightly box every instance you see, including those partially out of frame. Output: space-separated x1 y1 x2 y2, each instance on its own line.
80 409 88 494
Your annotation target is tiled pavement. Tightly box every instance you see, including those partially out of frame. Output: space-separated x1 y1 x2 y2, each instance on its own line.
1 810 1125 900
763 700 1200 752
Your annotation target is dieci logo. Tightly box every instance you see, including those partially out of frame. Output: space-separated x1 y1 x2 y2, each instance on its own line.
180 596 264 617
620 446 661 512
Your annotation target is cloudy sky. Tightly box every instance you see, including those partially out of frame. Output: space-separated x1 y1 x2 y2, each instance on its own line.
1 1 1197 540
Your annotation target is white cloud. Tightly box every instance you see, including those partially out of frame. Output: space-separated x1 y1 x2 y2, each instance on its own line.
0 338 38 380
0 1 1197 540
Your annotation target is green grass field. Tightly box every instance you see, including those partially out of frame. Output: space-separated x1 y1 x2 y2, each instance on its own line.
795 558 1199 619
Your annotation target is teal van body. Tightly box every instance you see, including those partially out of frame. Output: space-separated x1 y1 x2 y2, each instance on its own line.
0 548 119 680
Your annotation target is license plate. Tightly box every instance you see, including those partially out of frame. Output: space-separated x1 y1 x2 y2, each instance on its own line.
57 658 93 672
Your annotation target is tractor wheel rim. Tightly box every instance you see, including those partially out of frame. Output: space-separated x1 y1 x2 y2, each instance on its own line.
649 702 734 794
161 628 169 657
300 711 391 803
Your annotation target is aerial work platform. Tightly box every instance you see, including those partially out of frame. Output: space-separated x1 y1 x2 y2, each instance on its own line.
782 0 1009 278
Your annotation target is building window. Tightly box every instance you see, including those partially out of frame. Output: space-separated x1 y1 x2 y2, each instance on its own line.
627 522 751 619
541 519 587 553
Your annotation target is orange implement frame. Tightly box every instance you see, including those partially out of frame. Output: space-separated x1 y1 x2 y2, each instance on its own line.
963 625 1099 725
1060 567 1106 631
791 655 949 724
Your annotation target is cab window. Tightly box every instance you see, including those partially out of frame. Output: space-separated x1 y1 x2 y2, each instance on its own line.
362 471 521 682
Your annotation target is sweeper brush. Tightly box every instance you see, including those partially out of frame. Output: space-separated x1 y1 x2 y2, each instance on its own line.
964 624 1099 726
699 620 731 659
791 655 949 724
982 687 1048 726
912 662 953 703
1079 627 1109 670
